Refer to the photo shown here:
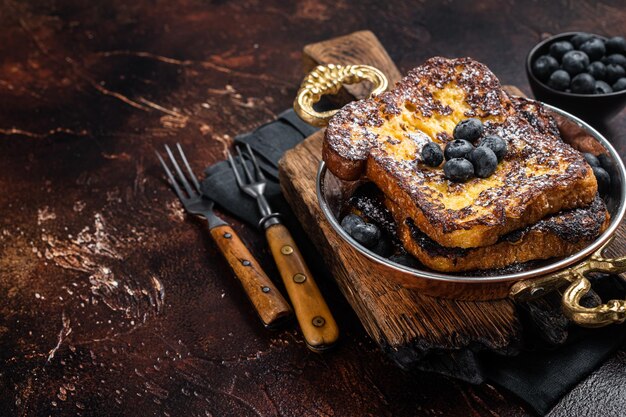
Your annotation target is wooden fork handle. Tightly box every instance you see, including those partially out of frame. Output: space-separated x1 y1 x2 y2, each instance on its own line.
210 225 292 328
265 223 339 351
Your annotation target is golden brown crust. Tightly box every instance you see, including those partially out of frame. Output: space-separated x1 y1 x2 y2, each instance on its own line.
322 139 364 181
387 197 610 272
323 57 598 248
370 157 598 248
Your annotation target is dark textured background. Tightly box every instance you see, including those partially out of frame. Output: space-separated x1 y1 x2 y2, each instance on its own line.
0 1 625 416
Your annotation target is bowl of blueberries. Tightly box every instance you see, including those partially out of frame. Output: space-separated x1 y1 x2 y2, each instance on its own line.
526 31 626 126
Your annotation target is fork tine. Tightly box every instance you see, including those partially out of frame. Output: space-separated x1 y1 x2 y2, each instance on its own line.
236 145 256 183
176 143 201 193
243 143 266 181
226 150 245 187
156 151 186 201
165 145 196 197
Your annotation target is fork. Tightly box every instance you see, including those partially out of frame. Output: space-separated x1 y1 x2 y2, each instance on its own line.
227 144 339 351
156 143 292 328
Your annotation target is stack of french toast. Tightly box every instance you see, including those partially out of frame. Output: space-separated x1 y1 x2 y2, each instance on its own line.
324 57 610 272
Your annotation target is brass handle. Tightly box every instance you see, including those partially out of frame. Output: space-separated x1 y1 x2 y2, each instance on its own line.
293 64 388 127
561 238 626 327
511 237 626 327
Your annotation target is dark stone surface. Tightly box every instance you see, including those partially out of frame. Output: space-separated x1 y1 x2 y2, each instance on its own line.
0 1 624 416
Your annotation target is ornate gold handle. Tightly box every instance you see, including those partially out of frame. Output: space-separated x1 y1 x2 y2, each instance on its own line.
561 238 626 327
510 237 626 327
293 64 388 127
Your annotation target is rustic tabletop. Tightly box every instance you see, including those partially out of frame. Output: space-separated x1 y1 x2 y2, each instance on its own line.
1 1 625 416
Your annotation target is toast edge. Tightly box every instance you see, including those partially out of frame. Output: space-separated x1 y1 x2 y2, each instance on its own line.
388 198 611 272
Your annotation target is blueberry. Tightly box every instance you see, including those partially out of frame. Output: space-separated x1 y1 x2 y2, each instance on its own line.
444 158 474 182
598 154 613 172
371 236 393 257
549 41 574 61
571 33 594 49
583 152 601 167
579 38 606 61
571 73 596 94
453 118 483 141
388 253 420 268
469 147 498 178
595 80 613 94
592 166 611 195
444 139 474 160
351 222 381 249
606 64 626 84
613 78 626 91
605 53 626 68
477 135 508 162
561 50 590 75
547 69 571 91
587 61 606 80
421 141 444 167
340 213 365 235
532 55 559 81
606 36 626 54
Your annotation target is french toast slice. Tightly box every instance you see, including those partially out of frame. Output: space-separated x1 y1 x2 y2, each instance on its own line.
324 57 597 248
386 196 610 272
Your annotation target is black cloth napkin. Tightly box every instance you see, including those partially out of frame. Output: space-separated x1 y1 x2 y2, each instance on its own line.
201 109 317 227
480 276 626 415
200 109 626 416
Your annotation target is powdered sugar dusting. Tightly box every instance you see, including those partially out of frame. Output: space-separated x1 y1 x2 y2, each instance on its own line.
324 57 594 235
407 130 431 162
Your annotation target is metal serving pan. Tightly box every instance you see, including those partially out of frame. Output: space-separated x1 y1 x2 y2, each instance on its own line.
295 64 626 328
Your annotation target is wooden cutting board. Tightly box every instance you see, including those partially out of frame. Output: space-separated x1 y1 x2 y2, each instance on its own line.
278 31 625 370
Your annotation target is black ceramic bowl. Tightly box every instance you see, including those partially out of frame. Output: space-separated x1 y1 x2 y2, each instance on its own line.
526 32 626 127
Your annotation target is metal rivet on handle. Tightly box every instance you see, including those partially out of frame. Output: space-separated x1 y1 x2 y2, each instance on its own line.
293 273 307 284
223 232 232 239
261 286 270 293
281 245 294 255
312 316 325 327
242 260 251 266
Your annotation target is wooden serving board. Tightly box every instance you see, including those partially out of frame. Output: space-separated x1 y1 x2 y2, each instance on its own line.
278 31 625 371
